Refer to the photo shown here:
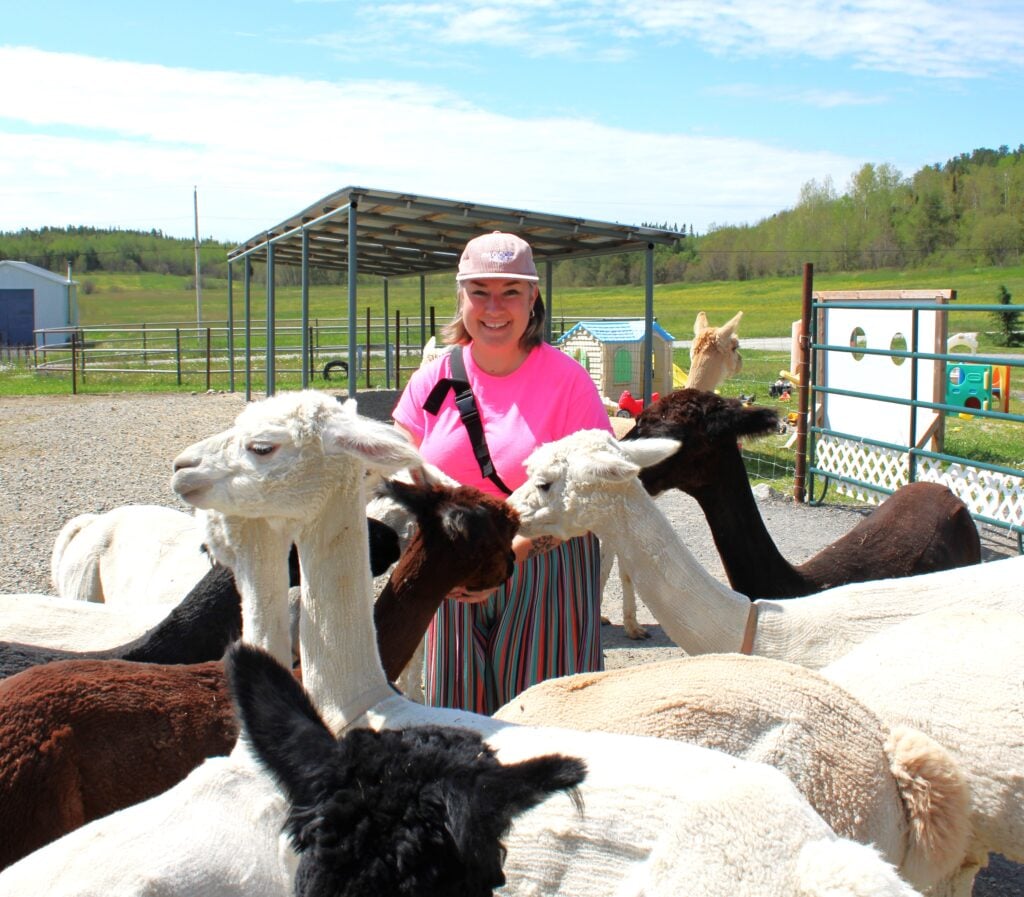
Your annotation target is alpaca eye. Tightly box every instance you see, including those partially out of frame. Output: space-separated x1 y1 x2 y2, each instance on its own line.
538 481 551 493
247 442 277 456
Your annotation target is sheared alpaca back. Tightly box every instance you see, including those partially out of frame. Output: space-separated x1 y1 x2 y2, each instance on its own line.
823 608 1024 897
0 594 168 650
494 653 971 892
51 505 211 605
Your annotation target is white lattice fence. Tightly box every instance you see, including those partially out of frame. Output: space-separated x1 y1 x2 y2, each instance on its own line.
814 435 1024 530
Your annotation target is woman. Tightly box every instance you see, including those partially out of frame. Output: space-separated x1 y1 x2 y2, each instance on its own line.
392 231 613 714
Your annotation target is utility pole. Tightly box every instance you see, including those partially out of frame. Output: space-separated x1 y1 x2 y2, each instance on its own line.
193 186 202 324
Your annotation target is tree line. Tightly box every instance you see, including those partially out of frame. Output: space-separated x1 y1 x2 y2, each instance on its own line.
2 145 1022 288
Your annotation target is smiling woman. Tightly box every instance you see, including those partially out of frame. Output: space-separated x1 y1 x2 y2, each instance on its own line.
391 231 614 715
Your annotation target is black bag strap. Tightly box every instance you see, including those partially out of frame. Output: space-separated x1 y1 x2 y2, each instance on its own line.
422 347 513 495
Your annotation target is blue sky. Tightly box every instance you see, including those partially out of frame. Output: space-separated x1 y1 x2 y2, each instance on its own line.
2 0 1022 244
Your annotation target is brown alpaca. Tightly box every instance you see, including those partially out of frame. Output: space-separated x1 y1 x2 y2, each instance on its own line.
629 388 981 597
372 477 519 683
0 658 237 870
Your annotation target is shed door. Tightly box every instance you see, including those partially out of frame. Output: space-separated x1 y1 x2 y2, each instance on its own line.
0 290 34 346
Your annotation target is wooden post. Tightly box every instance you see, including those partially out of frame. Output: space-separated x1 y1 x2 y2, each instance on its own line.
70 332 78 395
793 262 813 503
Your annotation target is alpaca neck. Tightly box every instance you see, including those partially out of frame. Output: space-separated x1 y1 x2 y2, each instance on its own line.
688 448 811 598
597 479 752 654
684 358 720 392
296 479 393 732
225 517 294 665
373 529 446 682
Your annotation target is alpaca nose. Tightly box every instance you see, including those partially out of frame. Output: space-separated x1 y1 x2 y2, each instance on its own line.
172 451 199 472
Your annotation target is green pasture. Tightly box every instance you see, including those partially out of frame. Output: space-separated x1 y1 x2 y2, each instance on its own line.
72 262 1024 347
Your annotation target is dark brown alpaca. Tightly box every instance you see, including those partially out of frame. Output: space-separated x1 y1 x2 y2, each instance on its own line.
372 477 519 682
627 388 981 598
0 658 237 870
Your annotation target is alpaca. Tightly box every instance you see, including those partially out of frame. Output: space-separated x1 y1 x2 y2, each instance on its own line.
0 392 925 896
605 313 744 637
626 388 981 598
0 593 169 651
688 310 743 387
227 640 586 897
0 563 242 680
494 652 971 892
507 428 1022 667
370 477 519 695
823 608 1024 897
52 505 212 605
0 656 237 870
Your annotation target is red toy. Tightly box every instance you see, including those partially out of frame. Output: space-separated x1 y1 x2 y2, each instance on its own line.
617 389 660 418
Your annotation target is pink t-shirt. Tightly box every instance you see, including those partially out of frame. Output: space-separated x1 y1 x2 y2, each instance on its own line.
393 342 612 497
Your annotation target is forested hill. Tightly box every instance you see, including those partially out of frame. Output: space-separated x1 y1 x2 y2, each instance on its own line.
2 144 1022 288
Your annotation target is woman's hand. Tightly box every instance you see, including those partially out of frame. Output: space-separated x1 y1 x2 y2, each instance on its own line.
447 585 496 604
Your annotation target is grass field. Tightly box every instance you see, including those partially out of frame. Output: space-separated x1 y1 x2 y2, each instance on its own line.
71 261 1024 343
4 263 1022 510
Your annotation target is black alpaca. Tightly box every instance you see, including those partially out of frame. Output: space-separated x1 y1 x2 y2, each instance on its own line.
227 642 586 897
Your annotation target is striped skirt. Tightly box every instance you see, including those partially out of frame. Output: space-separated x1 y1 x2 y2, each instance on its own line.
423 532 603 715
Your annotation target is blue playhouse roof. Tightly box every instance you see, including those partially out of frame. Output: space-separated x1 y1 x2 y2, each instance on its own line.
556 319 674 345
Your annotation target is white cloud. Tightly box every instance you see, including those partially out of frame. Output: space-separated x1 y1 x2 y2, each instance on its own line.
0 46 861 240
709 83 888 108
343 0 1024 78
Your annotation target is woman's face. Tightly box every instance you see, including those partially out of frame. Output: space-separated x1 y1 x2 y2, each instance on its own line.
459 278 537 353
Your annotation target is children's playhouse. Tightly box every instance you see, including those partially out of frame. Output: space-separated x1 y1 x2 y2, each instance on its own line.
556 319 675 403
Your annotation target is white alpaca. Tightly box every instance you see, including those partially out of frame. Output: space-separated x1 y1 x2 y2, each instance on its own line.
507 429 1022 666
0 392 923 897
823 608 1024 897
605 309 744 638
0 593 169 650
494 652 971 892
51 504 212 605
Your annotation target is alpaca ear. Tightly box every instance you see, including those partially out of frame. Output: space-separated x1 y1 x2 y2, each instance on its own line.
226 642 336 807
475 754 587 828
717 311 743 341
618 437 681 472
693 311 709 337
321 415 422 473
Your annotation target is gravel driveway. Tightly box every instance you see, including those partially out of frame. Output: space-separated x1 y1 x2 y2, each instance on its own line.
0 388 1019 894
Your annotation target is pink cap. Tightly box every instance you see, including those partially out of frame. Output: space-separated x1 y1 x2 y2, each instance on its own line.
456 231 539 282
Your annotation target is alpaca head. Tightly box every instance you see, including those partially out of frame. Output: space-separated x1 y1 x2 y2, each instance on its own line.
507 429 680 541
171 391 422 524
377 478 519 591
626 389 778 495
689 311 743 387
226 641 587 897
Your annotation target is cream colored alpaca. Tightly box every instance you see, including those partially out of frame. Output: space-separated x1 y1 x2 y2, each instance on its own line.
508 429 1022 666
0 593 169 650
823 609 1024 897
0 392 925 897
688 310 744 387
495 652 970 892
606 309 744 638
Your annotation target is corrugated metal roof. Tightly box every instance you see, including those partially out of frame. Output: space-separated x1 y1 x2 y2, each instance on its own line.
557 319 675 344
227 186 681 276
0 260 75 286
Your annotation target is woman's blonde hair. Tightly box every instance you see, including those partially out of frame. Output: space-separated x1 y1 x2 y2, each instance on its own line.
441 285 546 350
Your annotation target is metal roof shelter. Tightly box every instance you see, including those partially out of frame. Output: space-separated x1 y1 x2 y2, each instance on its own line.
226 186 680 399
